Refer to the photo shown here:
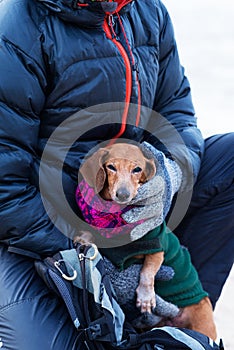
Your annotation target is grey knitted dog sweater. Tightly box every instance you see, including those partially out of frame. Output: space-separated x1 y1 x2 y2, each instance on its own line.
103 257 180 328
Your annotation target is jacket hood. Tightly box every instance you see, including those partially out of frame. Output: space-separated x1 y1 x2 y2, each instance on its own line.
37 0 134 27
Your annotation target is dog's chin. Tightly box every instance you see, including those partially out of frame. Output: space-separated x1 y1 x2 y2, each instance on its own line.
111 196 132 206
114 199 131 205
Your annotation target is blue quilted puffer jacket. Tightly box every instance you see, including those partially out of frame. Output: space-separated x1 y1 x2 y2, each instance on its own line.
0 0 204 255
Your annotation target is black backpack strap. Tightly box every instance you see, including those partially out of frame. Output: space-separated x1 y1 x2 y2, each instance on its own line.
48 268 81 329
138 327 222 350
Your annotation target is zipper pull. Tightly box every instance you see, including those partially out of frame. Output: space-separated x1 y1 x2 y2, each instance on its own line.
132 62 139 74
108 14 114 26
107 14 118 39
78 253 85 261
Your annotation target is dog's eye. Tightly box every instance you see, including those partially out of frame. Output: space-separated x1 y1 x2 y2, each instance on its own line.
106 164 117 172
132 166 142 174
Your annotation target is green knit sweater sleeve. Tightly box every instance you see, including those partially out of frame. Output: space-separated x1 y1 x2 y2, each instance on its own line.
100 223 208 307
155 227 209 307
99 222 167 270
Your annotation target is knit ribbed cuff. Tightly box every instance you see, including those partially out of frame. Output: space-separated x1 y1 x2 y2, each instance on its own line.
165 158 182 201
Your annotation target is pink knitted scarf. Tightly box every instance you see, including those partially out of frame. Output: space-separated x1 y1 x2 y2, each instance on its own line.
76 179 143 239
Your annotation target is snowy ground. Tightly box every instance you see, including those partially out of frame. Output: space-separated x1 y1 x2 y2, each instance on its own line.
163 0 234 347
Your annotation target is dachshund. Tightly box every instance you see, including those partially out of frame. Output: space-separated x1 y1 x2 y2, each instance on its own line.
76 143 217 340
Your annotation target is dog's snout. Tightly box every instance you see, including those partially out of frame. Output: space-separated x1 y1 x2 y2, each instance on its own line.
116 187 130 202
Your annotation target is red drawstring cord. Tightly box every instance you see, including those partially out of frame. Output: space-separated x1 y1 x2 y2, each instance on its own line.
107 13 141 146
77 5 141 144
104 18 132 146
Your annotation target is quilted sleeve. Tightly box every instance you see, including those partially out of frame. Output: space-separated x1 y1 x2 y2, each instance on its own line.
0 32 73 255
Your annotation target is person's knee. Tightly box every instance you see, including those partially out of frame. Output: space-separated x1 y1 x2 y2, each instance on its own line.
204 132 234 166
0 294 77 350
0 247 77 349
192 132 234 201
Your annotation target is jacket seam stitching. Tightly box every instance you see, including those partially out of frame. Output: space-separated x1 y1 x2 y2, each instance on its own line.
0 293 49 314
1 36 46 80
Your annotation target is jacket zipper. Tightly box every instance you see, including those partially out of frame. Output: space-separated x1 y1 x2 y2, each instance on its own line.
103 15 134 142
115 12 141 127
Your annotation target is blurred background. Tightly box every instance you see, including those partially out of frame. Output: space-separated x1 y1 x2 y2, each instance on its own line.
163 0 234 137
163 0 234 348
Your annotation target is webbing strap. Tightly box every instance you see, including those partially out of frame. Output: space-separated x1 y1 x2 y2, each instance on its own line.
48 269 80 329
161 327 206 350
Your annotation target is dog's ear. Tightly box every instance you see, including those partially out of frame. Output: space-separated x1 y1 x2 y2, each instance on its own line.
79 148 109 193
141 158 156 183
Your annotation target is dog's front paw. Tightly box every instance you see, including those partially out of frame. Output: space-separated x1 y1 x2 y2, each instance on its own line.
136 284 156 313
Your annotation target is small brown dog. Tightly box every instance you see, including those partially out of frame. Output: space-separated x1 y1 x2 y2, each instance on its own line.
77 143 217 340
79 142 156 204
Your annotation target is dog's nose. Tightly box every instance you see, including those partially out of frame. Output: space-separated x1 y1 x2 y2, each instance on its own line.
116 187 130 202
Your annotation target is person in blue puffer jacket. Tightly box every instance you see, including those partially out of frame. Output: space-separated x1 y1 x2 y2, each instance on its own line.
0 0 233 348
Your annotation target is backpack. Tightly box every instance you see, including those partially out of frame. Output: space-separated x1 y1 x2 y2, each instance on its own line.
34 244 223 350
